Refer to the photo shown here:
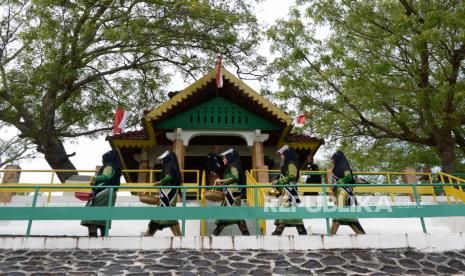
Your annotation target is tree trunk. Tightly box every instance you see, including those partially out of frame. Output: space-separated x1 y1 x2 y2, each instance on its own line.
37 135 78 183
436 135 456 173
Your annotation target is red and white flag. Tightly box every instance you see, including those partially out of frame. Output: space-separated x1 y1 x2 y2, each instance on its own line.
293 114 306 127
216 54 223 88
113 108 132 134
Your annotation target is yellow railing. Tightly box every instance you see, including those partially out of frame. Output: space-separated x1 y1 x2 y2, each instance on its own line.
200 170 207 236
438 172 465 204
249 169 437 203
245 170 266 234
0 169 201 201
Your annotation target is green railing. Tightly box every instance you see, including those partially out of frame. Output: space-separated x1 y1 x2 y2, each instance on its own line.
1 182 465 237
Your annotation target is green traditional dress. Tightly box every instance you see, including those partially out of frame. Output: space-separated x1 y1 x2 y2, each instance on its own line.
330 150 365 234
212 148 249 236
332 170 359 225
81 165 118 229
274 162 305 226
149 167 179 228
215 166 242 226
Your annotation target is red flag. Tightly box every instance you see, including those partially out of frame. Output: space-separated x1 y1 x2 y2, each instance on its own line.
293 114 306 127
216 54 223 88
113 108 131 134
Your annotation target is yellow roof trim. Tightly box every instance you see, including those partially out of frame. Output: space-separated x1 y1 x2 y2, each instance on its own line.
144 67 292 124
112 140 156 148
288 142 319 150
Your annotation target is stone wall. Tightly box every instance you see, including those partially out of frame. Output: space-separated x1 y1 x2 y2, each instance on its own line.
1 248 464 275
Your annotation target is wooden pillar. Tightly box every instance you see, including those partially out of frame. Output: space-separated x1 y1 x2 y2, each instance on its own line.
0 165 21 203
173 139 185 171
137 161 150 183
252 130 270 183
402 167 417 202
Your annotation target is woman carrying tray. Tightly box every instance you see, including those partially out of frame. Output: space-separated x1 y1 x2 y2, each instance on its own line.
142 150 182 236
212 148 250 236
81 150 122 237
270 145 307 235
330 150 365 234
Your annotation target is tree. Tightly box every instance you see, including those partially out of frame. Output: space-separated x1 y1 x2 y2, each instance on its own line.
267 0 465 172
0 0 264 181
0 124 36 169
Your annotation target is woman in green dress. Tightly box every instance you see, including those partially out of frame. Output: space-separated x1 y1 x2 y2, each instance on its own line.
81 150 122 237
270 145 307 235
330 150 365 234
212 148 250 236
143 150 182 236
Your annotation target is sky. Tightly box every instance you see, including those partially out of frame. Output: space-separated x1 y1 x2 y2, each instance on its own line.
4 0 334 183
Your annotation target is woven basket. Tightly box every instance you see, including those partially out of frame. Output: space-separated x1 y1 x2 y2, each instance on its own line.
139 192 160 205
205 190 224 202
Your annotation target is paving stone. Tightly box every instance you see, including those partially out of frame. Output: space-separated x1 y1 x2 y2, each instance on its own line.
88 261 106 268
404 251 425 260
405 270 423 275
176 272 196 276
421 268 437 274
290 257 306 264
168 251 190 259
218 251 234 256
212 265 231 274
444 251 465 260
144 264 173 271
274 260 292 267
216 260 230 265
419 260 436 269
378 256 396 266
256 265 271 270
353 261 380 269
160 257 186 266
314 266 343 274
343 264 372 273
273 266 301 274
192 259 212 266
427 253 447 263
353 250 374 261
381 265 405 274
5 256 29 262
302 259 323 269
321 255 345 266
256 253 284 260
340 251 357 260
286 252 303 258
447 259 465 270
399 258 420 269
230 261 255 269
437 265 459 274
306 252 323 259
248 258 269 264
203 252 221 261
229 255 245 261
249 269 270 276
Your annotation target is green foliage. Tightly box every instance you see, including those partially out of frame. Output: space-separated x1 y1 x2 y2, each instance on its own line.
268 0 465 172
0 0 263 169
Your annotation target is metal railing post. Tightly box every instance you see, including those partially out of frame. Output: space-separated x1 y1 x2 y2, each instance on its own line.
182 187 186 237
26 187 39 237
254 185 259 235
322 180 330 235
47 172 55 203
412 183 427 233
